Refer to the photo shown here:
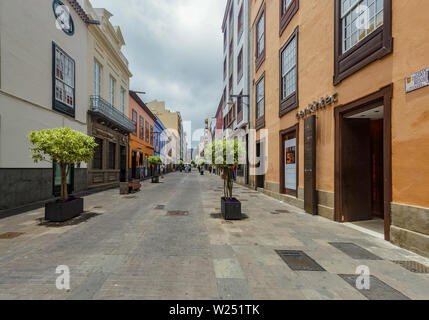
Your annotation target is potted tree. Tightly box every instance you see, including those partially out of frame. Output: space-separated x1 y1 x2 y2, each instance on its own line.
149 156 162 183
198 159 206 175
179 160 184 172
191 160 196 170
27 128 97 222
206 139 245 220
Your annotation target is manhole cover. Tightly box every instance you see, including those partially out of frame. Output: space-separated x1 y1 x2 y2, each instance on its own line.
167 211 189 216
271 212 280 215
155 205 166 210
276 250 326 271
0 232 25 239
329 243 382 260
393 261 429 274
339 275 410 300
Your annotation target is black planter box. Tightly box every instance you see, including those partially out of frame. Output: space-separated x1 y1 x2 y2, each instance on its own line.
221 197 242 220
152 176 160 183
45 197 84 222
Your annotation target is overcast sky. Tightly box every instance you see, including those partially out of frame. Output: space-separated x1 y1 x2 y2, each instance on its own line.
90 0 225 147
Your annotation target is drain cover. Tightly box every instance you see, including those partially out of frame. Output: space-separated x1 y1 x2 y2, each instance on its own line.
155 205 166 210
123 196 137 199
167 211 189 216
276 250 326 271
393 261 429 274
329 243 382 260
275 210 290 214
339 275 410 300
0 232 25 239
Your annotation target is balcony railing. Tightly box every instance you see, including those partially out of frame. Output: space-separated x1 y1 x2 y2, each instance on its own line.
89 95 136 133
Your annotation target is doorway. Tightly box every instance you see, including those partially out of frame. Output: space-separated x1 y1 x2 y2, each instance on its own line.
255 141 265 189
120 146 127 182
280 125 299 197
335 85 392 241
131 151 137 180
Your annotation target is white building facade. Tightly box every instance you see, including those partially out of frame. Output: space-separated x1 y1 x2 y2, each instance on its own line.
0 0 93 210
221 0 252 185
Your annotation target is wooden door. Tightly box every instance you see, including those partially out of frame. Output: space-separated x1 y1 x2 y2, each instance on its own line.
283 132 297 196
304 116 317 215
341 119 372 222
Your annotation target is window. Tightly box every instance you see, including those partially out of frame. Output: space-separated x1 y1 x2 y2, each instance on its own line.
145 121 149 143
132 110 137 136
150 126 154 145
224 58 227 80
334 0 392 85
94 60 101 96
108 142 116 170
140 116 144 140
237 4 244 42
93 138 103 170
237 48 243 83
342 0 384 53
255 75 265 130
280 27 298 116
229 40 234 76
109 76 115 106
224 28 227 52
229 6 234 42
229 75 233 97
120 88 125 113
53 43 75 117
280 0 299 36
255 5 266 71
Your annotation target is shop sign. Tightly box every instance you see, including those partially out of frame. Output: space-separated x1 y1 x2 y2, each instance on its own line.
296 93 338 120
405 68 429 93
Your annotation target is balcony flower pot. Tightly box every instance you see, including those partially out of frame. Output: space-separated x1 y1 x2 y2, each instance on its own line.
45 197 84 222
221 197 242 220
152 175 160 183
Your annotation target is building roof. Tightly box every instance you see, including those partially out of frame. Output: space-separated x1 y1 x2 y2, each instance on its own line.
129 91 158 122
68 0 100 25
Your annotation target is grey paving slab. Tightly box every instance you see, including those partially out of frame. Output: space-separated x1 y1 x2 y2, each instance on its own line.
0 172 428 300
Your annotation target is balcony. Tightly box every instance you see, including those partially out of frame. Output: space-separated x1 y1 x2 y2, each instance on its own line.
89 96 136 133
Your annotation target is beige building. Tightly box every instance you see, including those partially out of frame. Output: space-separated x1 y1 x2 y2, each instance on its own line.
81 0 134 189
250 0 429 256
147 100 182 166
0 0 92 210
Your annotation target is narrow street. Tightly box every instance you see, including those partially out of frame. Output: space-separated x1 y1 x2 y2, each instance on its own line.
0 171 428 300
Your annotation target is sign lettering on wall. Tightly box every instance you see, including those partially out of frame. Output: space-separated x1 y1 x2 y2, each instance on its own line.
405 68 429 93
296 93 338 120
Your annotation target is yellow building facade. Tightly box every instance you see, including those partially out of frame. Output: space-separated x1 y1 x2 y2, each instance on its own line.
250 0 429 256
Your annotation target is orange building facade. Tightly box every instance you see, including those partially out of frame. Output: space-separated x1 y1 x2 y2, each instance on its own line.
129 91 157 180
250 0 429 256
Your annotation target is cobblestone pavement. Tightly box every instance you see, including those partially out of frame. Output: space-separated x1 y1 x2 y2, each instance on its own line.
0 171 428 300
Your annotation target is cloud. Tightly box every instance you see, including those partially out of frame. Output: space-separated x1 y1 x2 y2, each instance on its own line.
89 0 225 147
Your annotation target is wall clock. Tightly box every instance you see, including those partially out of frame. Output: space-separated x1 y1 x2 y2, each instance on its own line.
53 0 75 36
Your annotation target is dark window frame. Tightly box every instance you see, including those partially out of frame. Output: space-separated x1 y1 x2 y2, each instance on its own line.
108 142 116 170
237 3 244 43
139 116 144 140
280 0 299 37
150 125 154 145
92 137 103 170
52 42 75 118
237 47 243 84
145 121 150 143
279 26 299 118
132 109 138 136
255 4 266 72
333 0 393 85
255 73 265 131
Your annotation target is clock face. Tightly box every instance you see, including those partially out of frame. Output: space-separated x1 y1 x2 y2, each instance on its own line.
53 0 75 36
